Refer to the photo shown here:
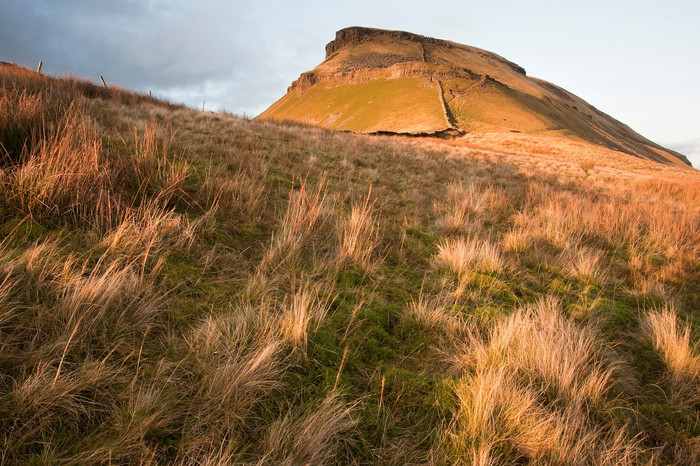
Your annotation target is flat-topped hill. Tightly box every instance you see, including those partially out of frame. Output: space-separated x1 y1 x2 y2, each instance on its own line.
260 27 690 166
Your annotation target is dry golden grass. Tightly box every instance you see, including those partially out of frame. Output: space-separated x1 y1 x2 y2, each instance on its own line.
2 63 699 464
279 282 330 354
0 239 166 460
437 180 509 233
445 297 641 464
262 390 357 465
200 159 268 223
558 244 607 284
408 292 464 335
261 178 328 270
641 307 700 400
182 305 287 458
0 87 52 164
500 228 528 253
435 236 505 279
337 188 378 269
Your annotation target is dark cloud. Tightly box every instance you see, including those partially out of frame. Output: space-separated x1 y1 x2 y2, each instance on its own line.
0 0 300 112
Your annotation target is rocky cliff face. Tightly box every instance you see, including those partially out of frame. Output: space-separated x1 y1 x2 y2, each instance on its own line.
260 27 690 166
325 27 448 57
324 27 525 75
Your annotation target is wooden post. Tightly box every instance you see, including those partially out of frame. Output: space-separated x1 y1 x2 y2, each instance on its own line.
148 90 152 98
100 75 107 88
36 61 43 74
201 100 205 111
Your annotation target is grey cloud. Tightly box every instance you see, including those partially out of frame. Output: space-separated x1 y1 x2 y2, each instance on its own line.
0 0 412 113
0 0 291 111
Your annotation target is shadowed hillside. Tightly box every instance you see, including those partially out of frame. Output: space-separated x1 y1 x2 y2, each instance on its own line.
260 26 690 167
1 62 700 464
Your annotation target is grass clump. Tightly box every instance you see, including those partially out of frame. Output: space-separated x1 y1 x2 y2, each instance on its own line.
444 298 642 464
337 188 379 270
435 236 505 279
641 307 700 404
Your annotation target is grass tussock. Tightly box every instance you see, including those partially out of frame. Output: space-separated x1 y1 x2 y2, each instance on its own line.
445 298 641 464
261 178 328 270
435 236 505 279
558 244 607 284
187 306 286 433
1 63 699 463
438 180 509 233
337 188 379 269
262 390 357 465
0 87 53 164
408 292 463 333
279 282 330 353
641 308 700 400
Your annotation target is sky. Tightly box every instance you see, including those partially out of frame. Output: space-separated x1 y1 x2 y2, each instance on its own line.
1 0 698 167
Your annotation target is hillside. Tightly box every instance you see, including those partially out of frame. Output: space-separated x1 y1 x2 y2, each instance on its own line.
1 63 700 464
260 26 690 167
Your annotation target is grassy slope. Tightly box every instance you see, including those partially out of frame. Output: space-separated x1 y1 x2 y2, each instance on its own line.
1 65 700 464
260 27 690 166
443 80 551 133
259 77 449 133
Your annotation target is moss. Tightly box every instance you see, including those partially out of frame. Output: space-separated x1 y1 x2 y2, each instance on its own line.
471 305 508 325
547 278 571 296
596 297 639 332
636 293 668 311
268 174 295 191
638 402 700 437
352 367 446 459
0 217 46 243
632 342 667 386
159 251 213 324
466 272 518 307
162 252 202 287
308 327 342 368
336 268 367 288
405 226 439 247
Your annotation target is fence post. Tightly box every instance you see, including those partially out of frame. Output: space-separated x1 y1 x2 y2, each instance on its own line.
201 100 205 112
100 76 107 88
36 61 43 74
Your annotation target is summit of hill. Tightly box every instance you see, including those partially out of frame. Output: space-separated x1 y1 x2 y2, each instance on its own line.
260 26 690 166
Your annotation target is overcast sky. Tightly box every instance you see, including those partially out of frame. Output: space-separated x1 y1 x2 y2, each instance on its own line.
1 0 698 166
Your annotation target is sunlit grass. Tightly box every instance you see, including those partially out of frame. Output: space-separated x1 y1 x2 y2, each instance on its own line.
1 63 699 464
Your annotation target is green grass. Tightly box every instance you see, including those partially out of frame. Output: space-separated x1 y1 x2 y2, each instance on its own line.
261 77 449 133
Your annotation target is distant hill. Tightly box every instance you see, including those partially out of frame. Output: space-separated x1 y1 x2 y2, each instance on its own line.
260 26 690 166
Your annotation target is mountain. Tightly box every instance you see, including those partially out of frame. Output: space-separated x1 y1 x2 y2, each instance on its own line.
260 26 690 166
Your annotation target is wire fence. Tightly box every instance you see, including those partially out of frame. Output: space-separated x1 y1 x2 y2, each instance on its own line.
0 47 211 112
0 46 98 81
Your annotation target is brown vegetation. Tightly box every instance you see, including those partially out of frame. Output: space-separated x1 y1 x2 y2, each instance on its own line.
1 63 699 464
